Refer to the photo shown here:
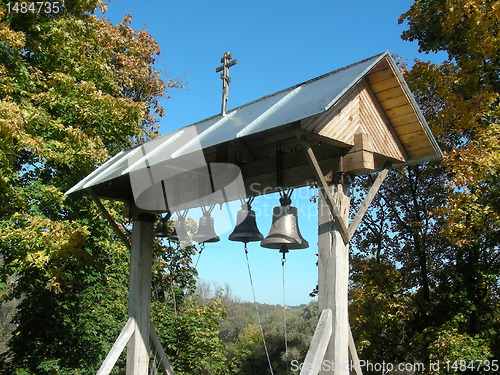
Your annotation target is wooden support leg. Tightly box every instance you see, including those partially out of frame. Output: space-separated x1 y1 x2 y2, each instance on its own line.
150 321 176 375
96 318 135 375
296 134 350 243
127 211 155 375
300 309 333 375
348 325 363 375
318 182 350 375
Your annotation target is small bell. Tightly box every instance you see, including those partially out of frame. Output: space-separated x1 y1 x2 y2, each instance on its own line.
154 213 172 238
229 202 264 243
172 216 190 242
193 211 220 243
154 217 171 238
261 191 309 250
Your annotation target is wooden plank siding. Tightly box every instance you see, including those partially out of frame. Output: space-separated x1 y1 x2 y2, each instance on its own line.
365 58 439 161
358 86 406 161
299 82 406 163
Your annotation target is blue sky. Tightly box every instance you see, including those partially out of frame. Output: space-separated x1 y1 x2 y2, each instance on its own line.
103 0 443 306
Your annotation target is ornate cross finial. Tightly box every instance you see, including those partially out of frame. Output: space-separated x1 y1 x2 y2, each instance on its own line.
216 51 237 116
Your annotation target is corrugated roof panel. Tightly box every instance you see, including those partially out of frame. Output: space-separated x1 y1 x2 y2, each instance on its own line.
65 149 128 195
173 52 386 157
66 52 441 200
172 90 289 157
234 53 386 138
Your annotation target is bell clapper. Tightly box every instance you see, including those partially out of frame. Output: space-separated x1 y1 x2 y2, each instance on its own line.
279 244 289 262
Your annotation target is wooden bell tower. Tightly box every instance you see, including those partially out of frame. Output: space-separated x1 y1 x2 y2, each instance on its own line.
66 52 442 375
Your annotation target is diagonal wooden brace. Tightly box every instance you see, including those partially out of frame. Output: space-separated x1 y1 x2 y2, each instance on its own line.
347 162 391 241
150 321 176 375
87 188 132 251
348 325 364 375
96 318 135 375
297 134 350 244
300 309 333 375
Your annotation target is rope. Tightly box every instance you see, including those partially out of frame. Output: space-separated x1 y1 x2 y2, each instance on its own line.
195 245 204 269
282 257 289 374
244 244 274 375
151 341 161 375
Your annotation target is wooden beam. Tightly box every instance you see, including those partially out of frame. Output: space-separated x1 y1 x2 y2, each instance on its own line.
296 134 350 244
299 309 333 375
126 211 155 375
318 182 350 375
348 325 363 375
230 139 256 162
150 321 176 375
348 163 391 240
96 318 135 375
87 188 131 251
343 134 375 174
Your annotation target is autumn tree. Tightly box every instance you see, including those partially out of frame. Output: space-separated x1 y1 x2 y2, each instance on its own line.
401 0 500 363
0 1 232 374
350 0 500 371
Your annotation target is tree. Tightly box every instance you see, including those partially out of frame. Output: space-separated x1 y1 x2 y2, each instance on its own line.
226 301 317 375
401 0 500 363
349 1 500 371
0 1 197 373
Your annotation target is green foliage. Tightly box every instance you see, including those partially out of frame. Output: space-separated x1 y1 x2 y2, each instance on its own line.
224 300 317 375
152 293 229 375
349 257 411 362
349 1 500 372
0 1 201 373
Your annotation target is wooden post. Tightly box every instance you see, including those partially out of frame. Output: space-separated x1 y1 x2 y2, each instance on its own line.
318 181 350 375
127 209 155 375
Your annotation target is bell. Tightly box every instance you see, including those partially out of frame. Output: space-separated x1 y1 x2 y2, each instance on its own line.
261 194 309 250
172 216 190 242
154 216 171 238
229 203 264 243
193 212 220 243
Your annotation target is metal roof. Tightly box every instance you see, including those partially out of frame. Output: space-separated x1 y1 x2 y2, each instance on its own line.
66 52 442 211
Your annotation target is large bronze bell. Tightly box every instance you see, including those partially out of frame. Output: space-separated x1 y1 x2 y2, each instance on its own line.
228 202 264 243
261 192 309 250
193 211 220 243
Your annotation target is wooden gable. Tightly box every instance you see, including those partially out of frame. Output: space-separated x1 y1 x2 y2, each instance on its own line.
365 58 438 160
301 82 407 163
300 56 440 173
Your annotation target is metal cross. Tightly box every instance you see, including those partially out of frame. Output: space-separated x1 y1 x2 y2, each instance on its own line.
216 51 237 116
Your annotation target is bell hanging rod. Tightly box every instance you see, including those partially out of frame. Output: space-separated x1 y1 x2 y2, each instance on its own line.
175 208 189 221
200 203 216 214
278 188 293 199
276 144 283 188
239 196 256 208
